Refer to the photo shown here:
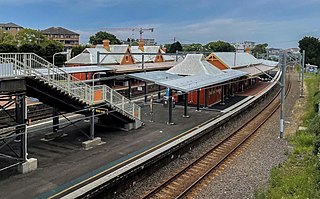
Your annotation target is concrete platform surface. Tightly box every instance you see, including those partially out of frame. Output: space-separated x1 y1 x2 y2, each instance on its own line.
0 80 272 198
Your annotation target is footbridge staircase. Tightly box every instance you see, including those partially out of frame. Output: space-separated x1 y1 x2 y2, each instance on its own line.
0 53 142 130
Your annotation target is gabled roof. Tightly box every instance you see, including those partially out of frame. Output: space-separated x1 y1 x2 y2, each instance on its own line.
0 22 23 28
41 27 79 35
131 46 163 63
66 45 130 65
211 52 261 68
167 54 222 76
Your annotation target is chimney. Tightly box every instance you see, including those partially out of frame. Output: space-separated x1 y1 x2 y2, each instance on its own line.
103 39 110 51
138 39 144 51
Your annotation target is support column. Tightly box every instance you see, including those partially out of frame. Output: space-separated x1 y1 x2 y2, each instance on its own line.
204 89 207 108
158 85 161 101
183 93 189 118
144 81 148 103
90 108 95 140
15 95 27 161
16 94 37 174
196 89 201 111
53 108 59 133
221 86 225 105
167 89 174 125
128 80 131 99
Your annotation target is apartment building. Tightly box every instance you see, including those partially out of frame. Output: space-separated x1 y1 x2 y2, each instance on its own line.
41 27 79 50
0 22 23 35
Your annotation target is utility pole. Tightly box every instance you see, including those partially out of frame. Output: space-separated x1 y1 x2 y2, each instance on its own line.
300 50 305 97
280 53 286 139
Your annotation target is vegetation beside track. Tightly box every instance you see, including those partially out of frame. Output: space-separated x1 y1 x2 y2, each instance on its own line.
256 74 320 199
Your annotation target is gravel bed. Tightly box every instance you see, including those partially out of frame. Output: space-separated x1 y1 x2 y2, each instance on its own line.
115 77 290 199
196 72 301 199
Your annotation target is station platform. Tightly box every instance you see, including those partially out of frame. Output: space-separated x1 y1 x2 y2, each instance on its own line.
0 80 275 199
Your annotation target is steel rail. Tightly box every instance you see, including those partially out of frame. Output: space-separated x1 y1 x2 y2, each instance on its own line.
143 75 291 199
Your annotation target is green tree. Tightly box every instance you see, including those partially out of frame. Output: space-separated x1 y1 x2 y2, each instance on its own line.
15 28 47 45
0 30 16 45
204 40 235 52
252 43 268 55
19 43 43 55
183 43 203 52
299 36 320 66
89 31 120 45
167 41 183 53
42 43 64 63
0 43 18 53
71 44 91 58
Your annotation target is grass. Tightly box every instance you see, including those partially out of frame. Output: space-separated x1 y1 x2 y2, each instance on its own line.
255 74 320 199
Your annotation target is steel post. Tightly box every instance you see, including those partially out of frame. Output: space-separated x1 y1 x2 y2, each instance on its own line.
300 50 305 97
90 108 95 140
280 53 286 139
221 85 225 105
15 95 27 161
53 108 59 133
158 85 161 101
128 80 131 99
196 89 200 111
168 89 173 125
144 81 148 103
204 88 207 108
183 93 189 118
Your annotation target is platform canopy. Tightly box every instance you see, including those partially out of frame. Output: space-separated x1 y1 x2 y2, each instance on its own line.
129 69 247 93
236 64 275 76
35 65 113 75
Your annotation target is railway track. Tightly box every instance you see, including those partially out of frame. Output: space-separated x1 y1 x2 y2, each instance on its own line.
142 75 291 199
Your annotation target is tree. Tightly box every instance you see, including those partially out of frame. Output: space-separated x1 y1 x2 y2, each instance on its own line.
0 30 15 45
252 43 268 55
19 43 43 55
167 41 183 53
42 43 64 63
71 44 91 57
89 31 120 45
299 36 320 66
204 41 235 52
0 43 18 53
15 28 47 45
183 43 203 52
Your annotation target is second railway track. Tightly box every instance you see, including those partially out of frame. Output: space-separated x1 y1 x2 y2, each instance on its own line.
143 75 291 199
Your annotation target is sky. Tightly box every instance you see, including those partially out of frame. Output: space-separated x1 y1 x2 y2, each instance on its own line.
1 0 320 49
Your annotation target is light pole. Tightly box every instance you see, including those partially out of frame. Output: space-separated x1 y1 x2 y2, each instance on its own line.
53 51 68 66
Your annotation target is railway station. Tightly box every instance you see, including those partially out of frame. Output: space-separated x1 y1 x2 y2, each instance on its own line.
0 46 283 198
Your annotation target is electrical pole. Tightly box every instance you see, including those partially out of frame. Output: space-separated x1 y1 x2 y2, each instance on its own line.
300 50 305 97
280 53 286 139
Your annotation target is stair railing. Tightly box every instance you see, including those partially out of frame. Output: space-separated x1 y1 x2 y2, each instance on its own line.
0 53 141 120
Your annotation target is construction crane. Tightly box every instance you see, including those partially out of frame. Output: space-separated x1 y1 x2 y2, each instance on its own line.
103 28 154 47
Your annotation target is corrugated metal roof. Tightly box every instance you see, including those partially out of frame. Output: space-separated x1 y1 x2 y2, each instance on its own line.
66 45 129 65
213 52 261 68
131 46 162 63
128 71 182 82
35 65 112 75
258 59 279 67
167 54 222 76
236 64 275 76
157 69 248 92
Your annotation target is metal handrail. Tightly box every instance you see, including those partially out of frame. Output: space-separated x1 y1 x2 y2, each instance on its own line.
0 53 141 120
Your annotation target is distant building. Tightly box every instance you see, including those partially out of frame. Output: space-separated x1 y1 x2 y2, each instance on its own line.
41 27 79 50
0 22 23 35
232 41 256 53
